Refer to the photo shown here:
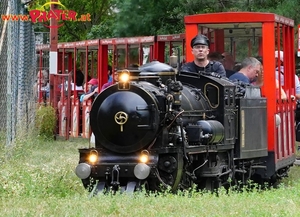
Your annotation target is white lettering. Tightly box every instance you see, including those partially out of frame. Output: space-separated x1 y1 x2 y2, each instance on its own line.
101 39 113 44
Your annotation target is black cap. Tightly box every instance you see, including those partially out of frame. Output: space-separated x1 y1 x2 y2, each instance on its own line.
191 34 210 48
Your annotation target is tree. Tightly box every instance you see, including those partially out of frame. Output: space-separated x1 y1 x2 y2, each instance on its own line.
112 0 184 37
58 0 117 41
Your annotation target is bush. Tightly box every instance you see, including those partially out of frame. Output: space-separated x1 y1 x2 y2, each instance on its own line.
35 105 57 140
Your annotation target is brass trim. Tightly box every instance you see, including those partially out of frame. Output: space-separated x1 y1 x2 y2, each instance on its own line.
204 83 219 109
240 110 245 148
114 111 128 132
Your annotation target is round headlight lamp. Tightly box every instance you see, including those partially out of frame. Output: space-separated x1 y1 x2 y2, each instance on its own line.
119 71 130 83
139 150 149 163
88 149 98 164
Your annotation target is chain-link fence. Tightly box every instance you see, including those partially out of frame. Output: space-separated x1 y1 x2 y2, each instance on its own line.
0 1 37 146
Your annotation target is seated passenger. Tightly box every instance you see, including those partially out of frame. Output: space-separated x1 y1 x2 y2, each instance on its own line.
180 34 226 76
276 79 287 100
228 57 261 84
101 69 119 92
275 50 300 99
34 70 50 101
233 63 242 72
254 55 287 100
65 69 84 91
251 56 264 87
80 78 99 102
107 65 113 83
221 52 236 78
207 51 223 62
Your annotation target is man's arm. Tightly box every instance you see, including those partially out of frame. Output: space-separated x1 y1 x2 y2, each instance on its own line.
82 88 98 102
214 62 226 77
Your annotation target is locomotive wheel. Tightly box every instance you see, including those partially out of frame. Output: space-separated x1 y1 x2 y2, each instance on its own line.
150 152 184 192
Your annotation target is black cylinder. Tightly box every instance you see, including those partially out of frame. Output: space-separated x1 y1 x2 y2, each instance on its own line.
196 120 224 144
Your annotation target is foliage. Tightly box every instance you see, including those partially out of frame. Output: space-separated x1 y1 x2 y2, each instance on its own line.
35 104 57 140
178 0 234 14
112 0 184 37
86 19 115 39
271 0 300 27
56 0 117 41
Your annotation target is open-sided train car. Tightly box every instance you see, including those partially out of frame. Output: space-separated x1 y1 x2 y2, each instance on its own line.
36 34 186 139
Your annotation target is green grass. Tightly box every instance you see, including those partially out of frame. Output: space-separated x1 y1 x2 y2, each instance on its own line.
1 137 300 217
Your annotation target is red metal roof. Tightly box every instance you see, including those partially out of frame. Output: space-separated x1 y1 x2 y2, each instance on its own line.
184 12 294 26
157 33 185 41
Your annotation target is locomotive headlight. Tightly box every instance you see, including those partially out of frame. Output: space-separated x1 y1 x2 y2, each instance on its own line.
139 150 149 163
139 154 149 163
118 70 130 90
119 71 130 83
88 150 98 164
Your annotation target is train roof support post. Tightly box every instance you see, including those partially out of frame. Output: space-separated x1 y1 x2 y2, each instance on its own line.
49 0 58 108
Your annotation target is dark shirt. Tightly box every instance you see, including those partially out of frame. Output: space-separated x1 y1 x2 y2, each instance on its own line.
225 69 236 78
228 72 250 84
180 60 226 77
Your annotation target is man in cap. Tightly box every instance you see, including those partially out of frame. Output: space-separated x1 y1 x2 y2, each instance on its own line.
180 34 226 76
275 50 300 99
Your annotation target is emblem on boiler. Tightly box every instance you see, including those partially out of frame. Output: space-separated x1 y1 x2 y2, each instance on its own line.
114 111 128 132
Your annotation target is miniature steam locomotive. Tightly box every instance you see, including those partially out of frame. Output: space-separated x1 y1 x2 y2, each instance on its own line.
75 61 293 193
